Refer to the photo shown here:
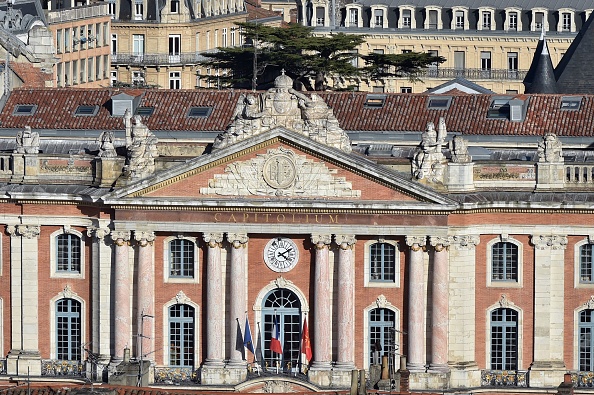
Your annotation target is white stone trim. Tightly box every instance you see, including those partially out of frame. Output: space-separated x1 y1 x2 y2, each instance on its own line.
450 6 469 30
49 228 86 279
531 7 549 32
363 239 400 288
398 5 416 29
363 296 401 370
557 8 576 33
504 7 523 31
478 7 496 30
49 287 86 360
424 5 442 30
485 296 524 369
486 236 523 288
162 293 200 367
370 4 389 28
162 235 199 284
574 238 594 288
345 3 363 28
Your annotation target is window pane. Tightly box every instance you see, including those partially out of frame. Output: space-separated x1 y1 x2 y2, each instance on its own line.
370 242 396 282
169 304 195 367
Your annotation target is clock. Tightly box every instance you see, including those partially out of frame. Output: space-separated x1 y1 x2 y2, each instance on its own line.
264 237 299 272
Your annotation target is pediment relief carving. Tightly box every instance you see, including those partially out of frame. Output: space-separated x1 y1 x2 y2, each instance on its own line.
200 146 361 198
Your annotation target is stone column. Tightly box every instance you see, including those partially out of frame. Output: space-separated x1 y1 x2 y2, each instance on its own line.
308 234 332 387
405 235 426 372
227 233 248 372
530 234 567 387
6 225 41 376
335 234 356 369
135 231 155 361
448 235 480 388
429 236 450 372
87 226 112 376
111 230 131 361
203 232 225 366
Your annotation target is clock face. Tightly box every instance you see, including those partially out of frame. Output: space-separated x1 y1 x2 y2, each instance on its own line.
264 237 299 272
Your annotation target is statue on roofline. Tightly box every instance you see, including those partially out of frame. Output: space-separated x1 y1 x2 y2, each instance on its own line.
14 126 40 154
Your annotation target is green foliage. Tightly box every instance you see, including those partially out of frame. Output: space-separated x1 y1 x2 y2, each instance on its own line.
361 52 446 81
197 22 445 90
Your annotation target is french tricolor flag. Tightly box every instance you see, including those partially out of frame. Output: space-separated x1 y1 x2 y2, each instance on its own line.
270 314 283 355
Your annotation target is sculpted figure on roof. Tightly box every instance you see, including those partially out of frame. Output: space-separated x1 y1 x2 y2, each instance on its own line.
14 126 40 154
123 115 158 179
98 130 117 158
537 132 563 163
412 117 447 182
449 135 471 163
214 71 351 152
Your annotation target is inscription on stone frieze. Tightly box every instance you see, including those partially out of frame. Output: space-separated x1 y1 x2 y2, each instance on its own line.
214 212 340 224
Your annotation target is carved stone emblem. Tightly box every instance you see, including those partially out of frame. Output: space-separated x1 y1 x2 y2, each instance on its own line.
263 154 297 189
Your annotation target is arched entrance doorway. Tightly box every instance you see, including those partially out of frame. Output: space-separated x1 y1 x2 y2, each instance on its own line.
261 288 302 372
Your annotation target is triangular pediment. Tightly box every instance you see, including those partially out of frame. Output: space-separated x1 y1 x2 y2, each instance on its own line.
103 128 457 211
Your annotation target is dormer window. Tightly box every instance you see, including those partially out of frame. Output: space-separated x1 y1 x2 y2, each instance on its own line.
349 8 358 27
371 5 388 28
374 9 383 27
424 6 442 30
316 7 325 26
558 9 575 32
451 7 468 30
505 8 522 31
171 0 179 13
134 0 143 20
531 8 548 31
455 10 464 28
398 6 415 29
345 4 362 27
402 9 411 28
478 7 495 30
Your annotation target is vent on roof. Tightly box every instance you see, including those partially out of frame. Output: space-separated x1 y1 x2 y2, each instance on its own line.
136 106 155 116
74 105 99 116
188 106 212 118
13 105 37 116
427 96 452 110
364 94 386 108
487 98 511 119
560 96 582 110
111 92 141 117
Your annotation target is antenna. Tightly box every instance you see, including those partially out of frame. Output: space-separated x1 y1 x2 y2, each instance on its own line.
137 312 154 387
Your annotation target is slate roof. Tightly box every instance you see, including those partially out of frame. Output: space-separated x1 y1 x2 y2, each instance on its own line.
555 13 594 93
3 88 594 137
351 0 594 9
523 33 557 94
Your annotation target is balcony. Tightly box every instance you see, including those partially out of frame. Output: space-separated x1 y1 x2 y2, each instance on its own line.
41 360 85 377
111 51 215 66
481 370 528 387
47 3 109 24
419 67 526 81
154 366 198 384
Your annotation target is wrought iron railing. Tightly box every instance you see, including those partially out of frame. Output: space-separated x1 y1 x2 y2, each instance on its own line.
571 371 594 387
46 3 109 23
419 67 527 80
481 370 528 387
153 366 199 384
111 50 217 66
41 360 85 377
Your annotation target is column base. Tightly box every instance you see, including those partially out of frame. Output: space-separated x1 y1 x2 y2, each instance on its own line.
529 362 566 387
7 350 41 376
200 365 246 385
448 362 481 388
409 370 449 390
329 367 355 388
406 362 426 372
429 363 450 373
307 365 333 387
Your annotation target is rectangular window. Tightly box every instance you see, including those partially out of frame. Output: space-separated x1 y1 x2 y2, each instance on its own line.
316 7 325 26
56 299 82 361
454 51 465 76
374 9 384 27
230 28 236 46
369 309 396 369
65 27 71 52
64 61 70 85
492 242 518 281
133 34 145 61
428 9 437 29
169 305 195 367
206 31 210 50
171 0 179 13
482 11 491 29
222 28 227 47
103 23 109 47
428 50 438 77
455 10 464 28
96 56 101 81
169 34 181 63
110 70 117 86
401 87 412 93
132 71 145 86
80 58 86 83
402 9 411 28
111 34 117 55
490 309 518 370
214 29 218 48
481 51 492 78
507 52 518 78
57 62 63 87
57 30 63 53
57 234 81 272
508 12 517 30
581 244 594 283
349 8 358 25
169 71 181 89
73 60 78 84
535 12 544 29
134 0 143 20
369 243 396 282
107 0 116 18
562 13 571 31
169 239 195 278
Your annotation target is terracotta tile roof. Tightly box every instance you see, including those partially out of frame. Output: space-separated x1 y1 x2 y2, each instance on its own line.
1 88 594 137
9 62 53 88
246 1 283 21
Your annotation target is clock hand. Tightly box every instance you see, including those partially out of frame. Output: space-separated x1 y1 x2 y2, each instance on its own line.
278 249 290 259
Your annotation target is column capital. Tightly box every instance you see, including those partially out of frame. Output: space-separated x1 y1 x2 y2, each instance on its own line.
531 234 568 250
405 235 426 251
135 230 155 247
335 234 356 250
87 226 111 240
110 230 131 246
429 236 450 251
227 233 248 248
448 235 480 250
14 225 40 239
311 234 331 249
204 232 224 248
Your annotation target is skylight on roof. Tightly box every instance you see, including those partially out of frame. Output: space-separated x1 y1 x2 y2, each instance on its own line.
487 98 511 119
13 105 37 116
364 94 386 108
560 96 582 110
136 106 155 116
74 105 99 116
427 96 452 110
188 106 212 118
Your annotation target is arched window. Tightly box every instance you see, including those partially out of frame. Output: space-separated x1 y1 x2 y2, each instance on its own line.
579 309 594 371
490 308 518 370
169 239 195 278
169 304 195 367
580 244 594 283
369 308 395 369
262 288 301 371
56 298 81 361
491 242 518 281
370 242 396 282
56 234 81 273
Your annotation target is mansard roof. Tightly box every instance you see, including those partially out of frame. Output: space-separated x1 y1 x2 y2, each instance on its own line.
352 0 594 9
3 88 594 137
555 14 594 94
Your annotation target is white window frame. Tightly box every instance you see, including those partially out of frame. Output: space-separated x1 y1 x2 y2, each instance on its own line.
162 294 200 368
345 4 362 28
169 34 181 63
133 34 145 61
486 236 523 288
399 6 414 29
364 239 400 288
171 0 179 13
222 28 227 47
134 0 144 20
531 8 549 32
169 71 181 89
50 228 85 279
371 5 388 29
574 238 594 288
163 236 199 284
451 6 468 30
424 6 442 30
558 8 575 32
478 7 495 31
363 297 400 370
49 289 86 360
485 298 523 370
504 7 522 31
110 70 117 86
